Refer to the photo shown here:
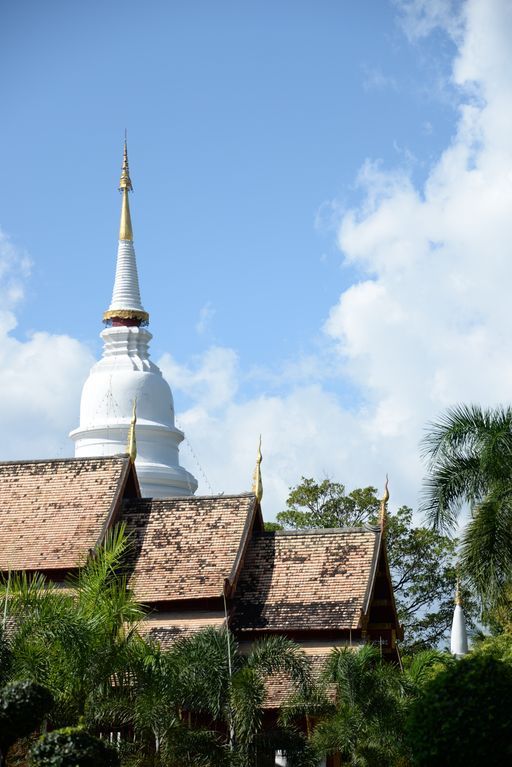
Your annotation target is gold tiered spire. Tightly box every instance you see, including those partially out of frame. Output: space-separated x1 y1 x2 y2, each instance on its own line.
252 436 263 503
102 139 149 326
127 399 137 462
379 475 389 532
119 139 133 241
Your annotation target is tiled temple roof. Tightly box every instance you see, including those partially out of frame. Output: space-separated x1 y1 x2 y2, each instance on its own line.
122 494 257 603
233 529 380 632
0 456 132 571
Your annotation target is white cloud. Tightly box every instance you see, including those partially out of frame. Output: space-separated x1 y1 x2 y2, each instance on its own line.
160 0 512 521
325 0 512 508
159 346 239 411
394 0 464 42
0 229 94 460
361 65 398 92
195 301 216 335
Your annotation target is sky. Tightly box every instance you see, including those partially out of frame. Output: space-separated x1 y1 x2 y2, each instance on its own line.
1 0 511 520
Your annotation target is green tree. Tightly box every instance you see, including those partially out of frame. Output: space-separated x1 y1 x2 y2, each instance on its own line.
276 479 379 529
422 403 512 606
271 478 468 650
30 728 119 767
309 646 406 767
89 624 313 767
1 524 143 729
406 653 512 767
0 681 54 767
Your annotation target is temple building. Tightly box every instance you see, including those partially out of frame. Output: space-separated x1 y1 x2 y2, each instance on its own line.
0 144 403 716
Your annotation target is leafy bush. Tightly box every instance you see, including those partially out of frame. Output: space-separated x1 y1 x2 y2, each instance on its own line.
0 680 53 754
30 728 119 767
407 654 512 766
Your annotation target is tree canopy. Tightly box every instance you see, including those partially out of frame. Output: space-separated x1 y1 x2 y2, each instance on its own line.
406 653 512 767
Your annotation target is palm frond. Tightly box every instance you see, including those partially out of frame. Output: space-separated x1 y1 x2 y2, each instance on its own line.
461 489 512 604
247 635 311 693
421 404 512 533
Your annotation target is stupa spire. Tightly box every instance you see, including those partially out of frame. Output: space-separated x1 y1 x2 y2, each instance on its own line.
103 139 149 326
118 138 133 241
71 139 198 497
450 576 469 657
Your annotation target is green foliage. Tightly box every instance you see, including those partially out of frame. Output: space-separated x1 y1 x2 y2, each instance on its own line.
422 403 512 606
277 478 379 529
274 477 470 650
30 728 119 767
472 629 512 664
0 627 11 688
89 626 312 767
386 506 476 650
310 646 406 767
0 525 144 729
0 680 54 755
406 653 512 767
263 522 283 532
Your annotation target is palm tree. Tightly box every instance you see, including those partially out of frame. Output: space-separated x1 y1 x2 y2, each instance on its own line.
1 524 144 728
89 623 312 767
421 403 512 605
304 646 406 767
165 628 312 766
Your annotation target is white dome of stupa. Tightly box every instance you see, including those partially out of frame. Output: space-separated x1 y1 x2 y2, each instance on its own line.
70 141 198 497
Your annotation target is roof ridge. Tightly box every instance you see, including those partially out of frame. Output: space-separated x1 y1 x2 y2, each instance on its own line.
124 491 256 503
258 526 380 536
0 455 129 467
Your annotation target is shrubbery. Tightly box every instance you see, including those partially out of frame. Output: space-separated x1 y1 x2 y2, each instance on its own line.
407 653 512 767
0 680 53 759
30 728 120 767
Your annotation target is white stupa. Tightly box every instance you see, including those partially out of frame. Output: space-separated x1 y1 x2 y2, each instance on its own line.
70 142 198 498
450 579 469 657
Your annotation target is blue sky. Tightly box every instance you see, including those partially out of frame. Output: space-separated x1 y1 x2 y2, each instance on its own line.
2 0 511 517
1 1 455 363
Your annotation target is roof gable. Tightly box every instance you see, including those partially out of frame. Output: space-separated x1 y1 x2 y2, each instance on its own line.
233 528 380 632
122 493 257 603
0 456 134 571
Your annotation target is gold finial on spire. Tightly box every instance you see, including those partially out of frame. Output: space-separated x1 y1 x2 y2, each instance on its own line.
252 436 263 503
119 137 133 241
127 399 137 462
455 575 463 606
379 475 389 532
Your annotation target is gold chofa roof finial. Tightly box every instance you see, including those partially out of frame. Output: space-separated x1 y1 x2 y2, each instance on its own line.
119 137 133 241
127 399 137 462
379 475 389 532
252 436 263 503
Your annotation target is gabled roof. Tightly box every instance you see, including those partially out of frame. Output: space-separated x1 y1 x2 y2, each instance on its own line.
233 528 381 633
0 456 134 571
122 493 258 603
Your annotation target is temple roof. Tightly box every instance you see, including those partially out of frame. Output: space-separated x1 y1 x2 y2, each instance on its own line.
0 456 133 571
233 528 381 632
121 494 259 603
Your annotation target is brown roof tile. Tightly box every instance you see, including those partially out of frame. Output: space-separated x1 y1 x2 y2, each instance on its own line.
234 529 380 632
139 611 226 648
122 494 256 603
0 456 131 571
263 654 330 708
